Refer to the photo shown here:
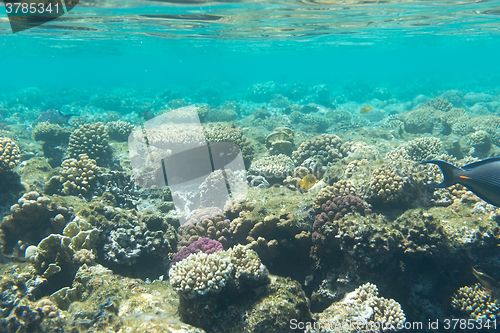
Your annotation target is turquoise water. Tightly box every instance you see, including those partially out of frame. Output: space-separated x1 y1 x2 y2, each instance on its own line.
2 1 500 332
2 1 500 93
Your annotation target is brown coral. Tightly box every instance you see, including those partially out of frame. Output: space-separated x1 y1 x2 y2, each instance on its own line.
0 137 21 173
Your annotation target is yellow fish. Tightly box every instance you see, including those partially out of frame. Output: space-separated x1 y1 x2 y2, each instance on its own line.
360 105 372 114
298 174 317 190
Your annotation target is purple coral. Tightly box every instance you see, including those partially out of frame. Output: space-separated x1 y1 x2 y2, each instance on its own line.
311 194 371 261
170 237 223 267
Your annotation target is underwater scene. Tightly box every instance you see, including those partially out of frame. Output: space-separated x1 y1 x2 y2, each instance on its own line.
2 0 500 332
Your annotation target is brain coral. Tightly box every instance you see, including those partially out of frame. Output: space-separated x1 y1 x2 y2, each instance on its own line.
0 137 21 173
68 122 112 166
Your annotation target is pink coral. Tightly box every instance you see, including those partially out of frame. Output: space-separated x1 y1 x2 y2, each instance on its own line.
170 237 223 266
311 194 370 261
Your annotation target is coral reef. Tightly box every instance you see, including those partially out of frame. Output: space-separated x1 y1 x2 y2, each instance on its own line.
171 237 223 266
58 154 99 196
33 122 71 143
205 101 241 122
247 81 281 103
386 137 443 163
452 283 500 321
248 154 294 183
76 197 176 273
30 216 99 279
105 120 134 142
265 127 294 155
368 166 408 203
314 283 406 332
289 111 331 132
33 122 71 167
292 134 349 168
0 137 21 173
177 207 231 250
311 194 371 261
169 250 234 297
203 122 255 167
67 122 112 166
0 191 73 252
230 244 268 284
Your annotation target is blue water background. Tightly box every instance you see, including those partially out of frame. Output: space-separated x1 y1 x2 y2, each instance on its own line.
1 1 500 98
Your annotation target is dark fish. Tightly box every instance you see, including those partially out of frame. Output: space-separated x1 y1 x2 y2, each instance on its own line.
33 109 75 126
472 267 500 299
139 110 155 120
421 157 500 206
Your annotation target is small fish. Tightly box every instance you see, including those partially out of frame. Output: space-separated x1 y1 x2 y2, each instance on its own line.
139 110 155 120
472 267 500 299
360 105 372 114
421 157 500 206
298 174 317 190
33 109 75 126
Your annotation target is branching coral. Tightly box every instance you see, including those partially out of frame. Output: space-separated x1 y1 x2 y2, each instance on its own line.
292 134 347 167
68 122 112 165
316 282 406 332
368 166 408 203
177 207 231 250
105 120 134 142
452 283 500 321
169 251 234 297
59 154 99 196
0 137 21 173
249 154 294 183
0 191 73 252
